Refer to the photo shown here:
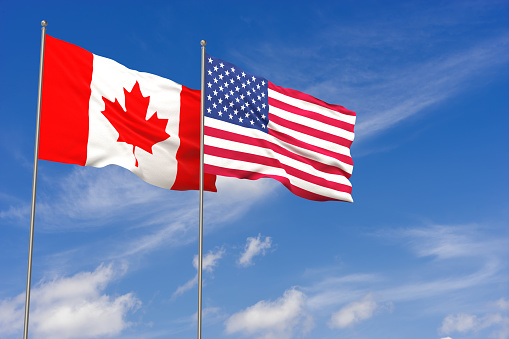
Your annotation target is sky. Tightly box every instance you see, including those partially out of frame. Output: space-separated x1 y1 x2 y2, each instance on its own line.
1 1 508 339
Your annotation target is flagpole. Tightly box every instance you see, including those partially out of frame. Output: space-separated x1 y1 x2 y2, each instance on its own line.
23 20 47 339
197 39 207 339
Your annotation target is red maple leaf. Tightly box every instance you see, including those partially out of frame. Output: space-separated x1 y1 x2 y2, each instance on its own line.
101 81 170 167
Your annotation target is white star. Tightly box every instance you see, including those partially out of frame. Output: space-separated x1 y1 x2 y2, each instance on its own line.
235 86 240 92
218 74 224 80
261 80 266 86
257 106 261 111
257 84 261 89
207 82 212 88
230 78 234 84
240 94 245 100
245 112 250 118
218 111 223 116
246 80 251 85
234 109 238 115
231 67 235 72
229 90 234 95
247 91 251 96
229 102 234 107
240 105 245 111
212 103 217 108
225 70 230 76
225 93 229 99
250 120 255 125
236 75 241 80
241 72 246 77
208 57 212 63
223 106 228 112
262 103 266 109
257 95 261 100
235 97 240 103
207 107 211 113
261 114 266 119
261 93 265 98
251 76 256 81
239 117 243 123
219 86 224 91
214 66 218 72
252 99 256 104
229 114 233 119
219 62 224 68
224 82 229 88
213 90 218 96
207 70 212 75
261 124 265 128
241 83 246 88
218 98 223 104
207 95 212 101
213 78 218 83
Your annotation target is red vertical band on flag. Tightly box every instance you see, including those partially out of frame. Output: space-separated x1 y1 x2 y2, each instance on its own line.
39 35 92 165
173 86 217 191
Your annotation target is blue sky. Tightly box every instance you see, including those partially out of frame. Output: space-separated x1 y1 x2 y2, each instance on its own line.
1 1 508 338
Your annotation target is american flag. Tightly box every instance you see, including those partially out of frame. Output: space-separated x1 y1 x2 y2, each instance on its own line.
203 54 356 202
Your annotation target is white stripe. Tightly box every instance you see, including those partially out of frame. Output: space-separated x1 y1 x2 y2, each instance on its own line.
205 117 353 173
269 106 355 141
268 88 356 125
205 134 352 186
205 154 353 202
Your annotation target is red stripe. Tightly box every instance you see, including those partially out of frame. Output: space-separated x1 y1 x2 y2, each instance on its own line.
39 35 92 165
268 82 356 117
205 144 352 193
204 164 350 202
268 97 355 133
205 126 351 177
269 114 353 148
173 86 217 192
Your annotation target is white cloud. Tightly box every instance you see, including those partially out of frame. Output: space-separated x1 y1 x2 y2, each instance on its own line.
238 234 272 267
193 247 225 272
495 298 509 311
440 305 509 339
224 288 313 339
173 248 225 297
328 293 378 329
0 264 139 339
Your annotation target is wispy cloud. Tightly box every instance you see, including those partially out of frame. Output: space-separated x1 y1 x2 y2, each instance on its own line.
0 264 139 339
224 288 313 339
238 234 273 267
328 293 379 329
440 299 509 339
173 247 225 297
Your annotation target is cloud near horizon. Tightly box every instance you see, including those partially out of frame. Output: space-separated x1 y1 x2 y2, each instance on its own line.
0 264 139 339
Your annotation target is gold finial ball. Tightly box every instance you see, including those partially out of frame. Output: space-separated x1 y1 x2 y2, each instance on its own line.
41 20 48 27
200 40 207 46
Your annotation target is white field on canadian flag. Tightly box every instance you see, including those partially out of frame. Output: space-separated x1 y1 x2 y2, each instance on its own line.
86 55 183 189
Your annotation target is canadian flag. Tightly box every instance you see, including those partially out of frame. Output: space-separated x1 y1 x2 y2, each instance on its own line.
40 35 216 191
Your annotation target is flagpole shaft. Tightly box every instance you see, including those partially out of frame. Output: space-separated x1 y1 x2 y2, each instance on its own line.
197 39 207 339
24 20 47 339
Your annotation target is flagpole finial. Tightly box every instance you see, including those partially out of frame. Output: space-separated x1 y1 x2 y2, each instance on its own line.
41 20 47 27
201 40 207 47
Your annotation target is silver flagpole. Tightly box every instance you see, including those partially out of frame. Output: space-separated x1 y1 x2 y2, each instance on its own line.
197 39 207 339
23 20 47 339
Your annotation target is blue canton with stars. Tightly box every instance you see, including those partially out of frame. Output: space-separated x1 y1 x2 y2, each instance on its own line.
205 54 269 133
